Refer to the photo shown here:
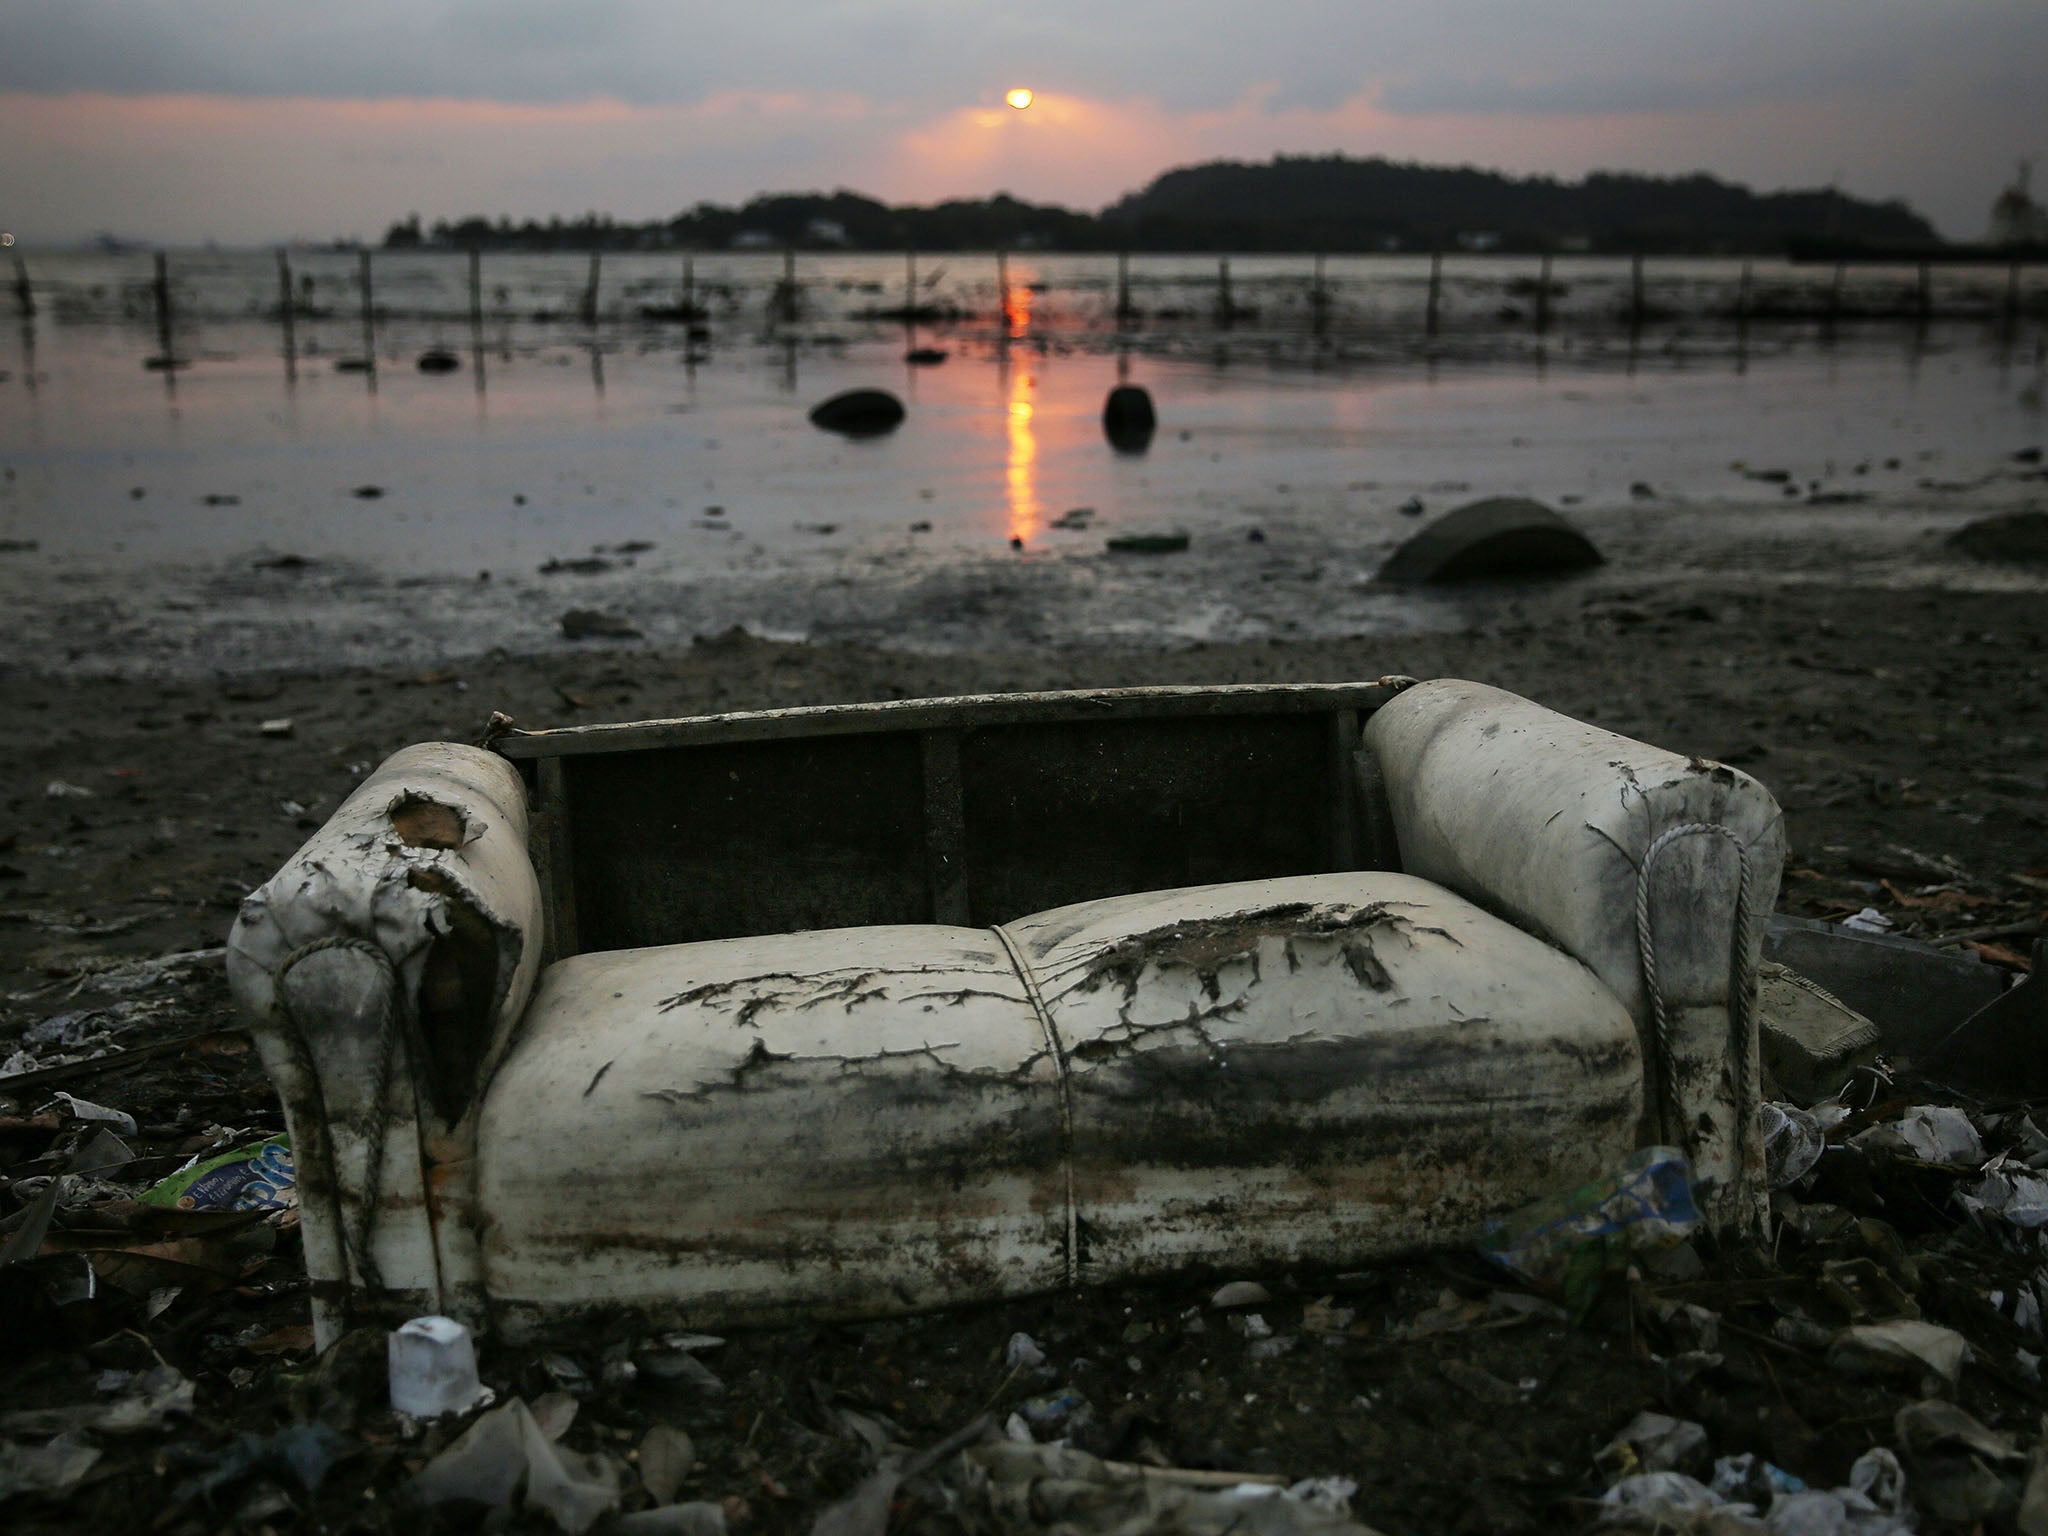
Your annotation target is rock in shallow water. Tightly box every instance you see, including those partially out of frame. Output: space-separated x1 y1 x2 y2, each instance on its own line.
807 388 905 437
1377 497 1603 583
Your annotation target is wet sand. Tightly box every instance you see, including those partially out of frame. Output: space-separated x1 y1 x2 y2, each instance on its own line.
5 421 2048 1536
5 572 2043 978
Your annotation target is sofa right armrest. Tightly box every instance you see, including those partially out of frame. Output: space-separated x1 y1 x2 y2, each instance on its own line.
1362 680 1785 1229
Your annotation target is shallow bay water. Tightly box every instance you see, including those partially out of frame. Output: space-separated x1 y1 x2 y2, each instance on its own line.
1 249 2043 670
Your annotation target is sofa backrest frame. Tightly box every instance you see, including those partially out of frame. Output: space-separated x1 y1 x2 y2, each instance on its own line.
492 680 1415 961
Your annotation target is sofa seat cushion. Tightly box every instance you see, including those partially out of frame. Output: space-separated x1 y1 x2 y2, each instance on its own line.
477 872 1641 1336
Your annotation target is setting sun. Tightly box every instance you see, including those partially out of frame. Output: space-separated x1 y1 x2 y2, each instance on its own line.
1005 87 1034 110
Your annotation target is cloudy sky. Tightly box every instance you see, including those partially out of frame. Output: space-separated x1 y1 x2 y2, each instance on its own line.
1 0 2041 245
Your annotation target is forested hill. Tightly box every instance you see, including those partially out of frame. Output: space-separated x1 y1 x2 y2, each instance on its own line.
388 155 1940 255
1101 156 1939 253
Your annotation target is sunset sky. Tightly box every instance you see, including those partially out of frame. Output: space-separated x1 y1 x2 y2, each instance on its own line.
1 0 2041 246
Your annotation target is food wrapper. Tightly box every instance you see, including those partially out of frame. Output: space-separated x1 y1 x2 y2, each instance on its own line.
141 1135 297 1214
1477 1146 1700 1318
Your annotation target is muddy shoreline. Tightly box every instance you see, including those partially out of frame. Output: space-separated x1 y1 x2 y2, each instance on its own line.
3 567 2047 1534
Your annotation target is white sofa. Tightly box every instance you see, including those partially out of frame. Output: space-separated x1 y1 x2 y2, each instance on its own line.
227 679 1784 1347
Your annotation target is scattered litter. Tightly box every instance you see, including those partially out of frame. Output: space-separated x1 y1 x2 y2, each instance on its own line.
1017 1389 1086 1434
1828 1320 1972 1388
171 1422 348 1506
0 1434 101 1498
50 1092 138 1135
1478 1146 1700 1317
1597 1411 1710 1477
258 718 293 738
1599 1470 1727 1522
44 779 96 799
953 1439 1374 1535
141 1134 294 1213
1601 1449 1910 1534
1854 1105 1985 1165
410 1397 620 1533
1957 1168 2048 1230
1004 1331 1046 1370
389 1315 489 1419
1 1364 193 1438
1840 907 1895 935
1210 1280 1272 1309
1895 1400 2020 1524
1762 1102 1827 1187
1710 1453 1805 1504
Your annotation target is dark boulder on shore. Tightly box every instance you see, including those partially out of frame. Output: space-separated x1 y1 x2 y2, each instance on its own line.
1948 510 2048 565
560 608 641 640
1378 497 1604 583
1103 385 1157 451
808 388 905 437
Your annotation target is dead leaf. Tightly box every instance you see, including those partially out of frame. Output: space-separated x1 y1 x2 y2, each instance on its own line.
246 1324 316 1356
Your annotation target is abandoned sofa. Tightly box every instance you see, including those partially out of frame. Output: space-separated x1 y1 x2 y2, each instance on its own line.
226 679 1785 1347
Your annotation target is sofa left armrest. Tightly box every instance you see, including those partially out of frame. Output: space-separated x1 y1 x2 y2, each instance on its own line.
226 742 543 1341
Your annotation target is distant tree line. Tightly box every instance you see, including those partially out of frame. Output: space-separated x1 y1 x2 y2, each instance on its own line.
383 154 1939 256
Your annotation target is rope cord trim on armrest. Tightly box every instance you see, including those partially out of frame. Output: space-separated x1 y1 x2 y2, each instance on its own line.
1636 821 1760 1187
990 923 1078 1287
273 935 405 1299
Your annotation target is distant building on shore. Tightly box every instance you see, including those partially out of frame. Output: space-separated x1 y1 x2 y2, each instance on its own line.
1989 161 2048 247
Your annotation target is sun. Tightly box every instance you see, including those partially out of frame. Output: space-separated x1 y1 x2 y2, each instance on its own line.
1005 87 1034 111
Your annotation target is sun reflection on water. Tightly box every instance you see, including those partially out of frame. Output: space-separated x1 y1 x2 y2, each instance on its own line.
1005 364 1040 544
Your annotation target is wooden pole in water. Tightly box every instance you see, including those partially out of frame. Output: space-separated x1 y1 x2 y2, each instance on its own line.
997 248 1011 334
276 250 296 379
1916 259 1932 324
1216 257 1232 325
10 254 33 317
580 251 600 326
1312 252 1328 335
358 248 376 385
1629 252 1645 327
153 251 175 361
2006 261 2022 324
468 248 483 330
1827 261 1844 325
1116 249 1132 323
1534 252 1552 334
682 256 695 319
1735 260 1752 327
905 247 917 315
779 246 797 325
1425 249 1442 336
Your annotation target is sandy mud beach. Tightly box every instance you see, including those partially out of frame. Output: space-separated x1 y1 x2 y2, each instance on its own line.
3 299 2048 1531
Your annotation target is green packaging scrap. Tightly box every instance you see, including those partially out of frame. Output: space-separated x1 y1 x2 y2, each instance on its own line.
141 1135 296 1213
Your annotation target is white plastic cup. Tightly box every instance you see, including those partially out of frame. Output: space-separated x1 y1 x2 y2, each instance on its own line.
388 1315 483 1418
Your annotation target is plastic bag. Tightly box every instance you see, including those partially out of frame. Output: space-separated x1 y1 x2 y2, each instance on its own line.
1478 1147 1700 1320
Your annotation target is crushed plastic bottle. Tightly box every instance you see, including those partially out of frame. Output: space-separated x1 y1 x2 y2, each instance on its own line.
389 1315 488 1419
